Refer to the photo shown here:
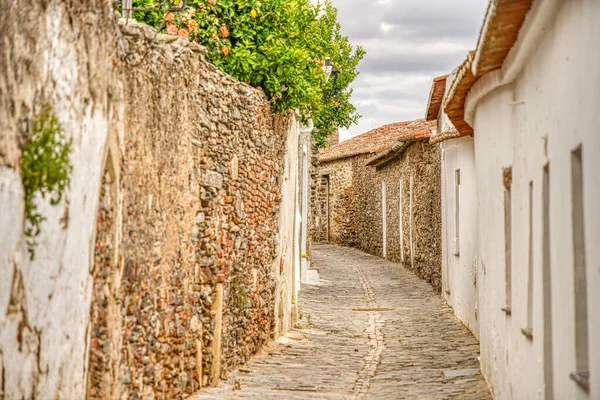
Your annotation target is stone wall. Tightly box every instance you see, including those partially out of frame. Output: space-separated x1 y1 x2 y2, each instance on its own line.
314 142 442 291
0 5 296 398
110 20 290 398
313 157 358 245
355 142 442 291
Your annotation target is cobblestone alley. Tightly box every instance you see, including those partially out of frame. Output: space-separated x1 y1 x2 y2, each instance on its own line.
193 244 491 399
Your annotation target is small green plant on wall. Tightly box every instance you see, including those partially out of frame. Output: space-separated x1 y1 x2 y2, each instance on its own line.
21 107 73 259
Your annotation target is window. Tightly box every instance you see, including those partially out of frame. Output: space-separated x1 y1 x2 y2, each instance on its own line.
502 167 512 315
454 169 460 256
522 181 534 339
542 163 554 400
570 145 589 393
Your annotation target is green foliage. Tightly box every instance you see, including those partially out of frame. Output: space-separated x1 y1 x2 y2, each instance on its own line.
21 107 73 259
131 0 364 146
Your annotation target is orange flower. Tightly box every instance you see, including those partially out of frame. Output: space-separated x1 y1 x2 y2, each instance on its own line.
188 7 196 16
188 20 199 31
220 24 229 38
163 12 175 22
178 28 189 38
222 45 230 56
208 0 216 4
166 24 178 36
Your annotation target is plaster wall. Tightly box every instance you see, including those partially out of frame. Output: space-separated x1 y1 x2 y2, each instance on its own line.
0 1 120 398
440 136 479 338
275 117 300 338
470 2 600 398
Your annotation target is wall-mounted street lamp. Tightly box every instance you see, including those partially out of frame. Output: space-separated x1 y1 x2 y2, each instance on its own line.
323 58 339 99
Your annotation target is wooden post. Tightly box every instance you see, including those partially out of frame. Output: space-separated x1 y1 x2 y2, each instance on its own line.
210 282 223 386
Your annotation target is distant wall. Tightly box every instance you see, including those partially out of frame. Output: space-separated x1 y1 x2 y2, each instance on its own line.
354 142 442 291
313 141 442 291
314 157 357 245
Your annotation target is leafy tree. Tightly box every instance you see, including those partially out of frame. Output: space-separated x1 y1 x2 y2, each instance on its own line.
130 0 364 146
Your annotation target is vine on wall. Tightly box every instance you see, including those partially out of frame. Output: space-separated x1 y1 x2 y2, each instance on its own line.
21 107 73 259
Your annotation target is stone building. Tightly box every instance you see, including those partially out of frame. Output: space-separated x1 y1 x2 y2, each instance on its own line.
434 0 600 398
0 6 309 399
314 119 442 290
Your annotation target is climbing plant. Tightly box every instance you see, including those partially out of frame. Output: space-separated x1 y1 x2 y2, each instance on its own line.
21 107 73 259
130 0 364 146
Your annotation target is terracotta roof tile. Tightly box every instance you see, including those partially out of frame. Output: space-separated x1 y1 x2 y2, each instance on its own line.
429 127 460 145
443 52 477 137
444 0 532 137
425 75 448 121
472 0 533 76
319 119 434 163
365 126 435 167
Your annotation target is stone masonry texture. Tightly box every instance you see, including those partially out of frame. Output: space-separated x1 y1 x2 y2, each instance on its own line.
105 20 289 399
315 132 442 291
191 244 490 399
356 141 443 291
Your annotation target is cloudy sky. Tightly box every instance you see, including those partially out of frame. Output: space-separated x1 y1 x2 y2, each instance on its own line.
329 0 488 141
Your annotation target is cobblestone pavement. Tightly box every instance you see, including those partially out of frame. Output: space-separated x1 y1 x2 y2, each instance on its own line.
192 244 491 399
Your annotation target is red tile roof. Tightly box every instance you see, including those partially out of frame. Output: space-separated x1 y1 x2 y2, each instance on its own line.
365 127 434 167
472 0 533 77
443 52 477 137
319 119 435 163
444 0 532 136
425 75 448 121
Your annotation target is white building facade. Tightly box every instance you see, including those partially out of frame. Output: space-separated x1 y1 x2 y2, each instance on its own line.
437 1 600 398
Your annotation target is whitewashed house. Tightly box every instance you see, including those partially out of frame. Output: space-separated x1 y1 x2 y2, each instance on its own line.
427 74 480 339
437 0 600 398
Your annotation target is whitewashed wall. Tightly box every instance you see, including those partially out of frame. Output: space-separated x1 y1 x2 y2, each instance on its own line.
466 1 600 398
274 114 300 338
440 136 480 339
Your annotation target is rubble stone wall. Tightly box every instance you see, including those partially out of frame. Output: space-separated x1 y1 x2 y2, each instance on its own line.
115 21 289 398
354 142 442 291
313 157 357 245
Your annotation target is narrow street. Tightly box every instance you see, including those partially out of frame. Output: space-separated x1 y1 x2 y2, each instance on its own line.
193 244 491 399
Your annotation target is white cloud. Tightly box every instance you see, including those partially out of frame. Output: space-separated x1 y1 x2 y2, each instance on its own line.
330 0 488 141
